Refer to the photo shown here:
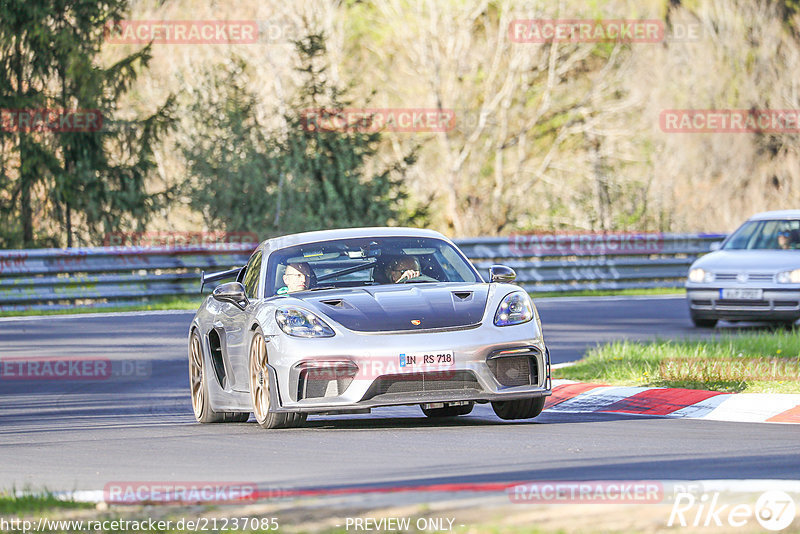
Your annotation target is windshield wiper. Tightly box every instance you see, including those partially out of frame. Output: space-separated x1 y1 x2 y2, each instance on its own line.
306 285 339 292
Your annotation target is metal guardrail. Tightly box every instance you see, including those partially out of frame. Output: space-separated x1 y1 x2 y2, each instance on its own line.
459 233 727 292
0 233 726 311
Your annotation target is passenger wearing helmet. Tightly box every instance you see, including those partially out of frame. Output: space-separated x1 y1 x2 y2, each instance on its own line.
278 262 315 293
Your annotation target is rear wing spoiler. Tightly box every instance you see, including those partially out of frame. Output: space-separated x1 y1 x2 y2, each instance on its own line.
200 266 243 293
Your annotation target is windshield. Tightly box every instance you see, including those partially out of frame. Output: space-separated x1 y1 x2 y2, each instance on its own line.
265 236 481 296
722 219 800 250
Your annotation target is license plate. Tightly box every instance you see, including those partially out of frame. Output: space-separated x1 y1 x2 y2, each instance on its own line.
720 288 763 300
399 351 455 369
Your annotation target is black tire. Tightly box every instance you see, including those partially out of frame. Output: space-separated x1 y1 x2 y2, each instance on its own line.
189 330 250 423
491 397 546 420
249 328 307 429
421 402 474 418
690 315 718 328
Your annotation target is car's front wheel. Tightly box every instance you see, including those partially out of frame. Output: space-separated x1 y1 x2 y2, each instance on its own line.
421 402 474 418
189 330 249 423
491 397 546 420
690 313 718 328
249 328 306 429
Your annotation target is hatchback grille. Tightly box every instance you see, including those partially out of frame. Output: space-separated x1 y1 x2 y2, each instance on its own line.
714 273 774 282
715 299 770 307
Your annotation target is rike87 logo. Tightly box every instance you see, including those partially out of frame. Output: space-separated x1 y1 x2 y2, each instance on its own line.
668 490 796 531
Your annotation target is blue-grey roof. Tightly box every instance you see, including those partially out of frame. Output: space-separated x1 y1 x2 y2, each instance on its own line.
748 210 800 221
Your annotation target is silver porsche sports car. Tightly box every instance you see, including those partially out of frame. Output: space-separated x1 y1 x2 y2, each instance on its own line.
188 227 551 428
686 210 800 327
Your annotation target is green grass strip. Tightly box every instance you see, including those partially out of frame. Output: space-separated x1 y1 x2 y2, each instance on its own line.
0 296 204 318
0 490 93 514
530 288 684 298
555 329 800 393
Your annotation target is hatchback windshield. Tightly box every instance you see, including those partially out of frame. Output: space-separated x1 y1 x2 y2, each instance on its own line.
265 236 481 296
722 219 800 250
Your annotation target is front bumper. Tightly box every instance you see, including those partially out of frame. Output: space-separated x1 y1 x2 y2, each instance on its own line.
265 321 551 414
686 286 800 321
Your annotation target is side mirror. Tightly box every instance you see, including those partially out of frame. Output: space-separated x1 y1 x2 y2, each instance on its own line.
709 242 722 252
212 282 249 310
489 264 516 283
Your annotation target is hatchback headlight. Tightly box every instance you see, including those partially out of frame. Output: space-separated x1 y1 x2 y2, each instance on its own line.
688 268 714 283
494 292 533 327
776 269 800 284
275 307 335 338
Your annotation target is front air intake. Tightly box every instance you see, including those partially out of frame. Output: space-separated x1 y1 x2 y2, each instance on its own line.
487 347 540 387
296 362 358 400
361 371 481 400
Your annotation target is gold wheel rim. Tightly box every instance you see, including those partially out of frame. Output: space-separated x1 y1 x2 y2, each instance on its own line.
189 334 204 419
249 334 270 423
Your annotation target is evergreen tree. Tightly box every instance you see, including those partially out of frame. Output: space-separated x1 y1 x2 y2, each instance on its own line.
0 0 174 248
181 59 283 234
277 32 414 232
0 1 58 247
182 32 415 237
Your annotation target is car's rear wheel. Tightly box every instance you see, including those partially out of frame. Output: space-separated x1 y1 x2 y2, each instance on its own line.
491 397 546 420
421 402 474 418
189 330 249 423
249 328 306 429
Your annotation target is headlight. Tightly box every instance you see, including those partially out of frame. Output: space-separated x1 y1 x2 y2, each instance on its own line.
275 307 335 338
494 292 533 327
688 268 714 283
776 269 800 284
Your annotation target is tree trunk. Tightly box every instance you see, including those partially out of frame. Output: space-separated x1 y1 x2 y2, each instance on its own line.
15 39 34 247
66 203 72 248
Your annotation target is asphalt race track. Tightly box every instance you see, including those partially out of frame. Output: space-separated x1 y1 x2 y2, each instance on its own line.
1 295 798 494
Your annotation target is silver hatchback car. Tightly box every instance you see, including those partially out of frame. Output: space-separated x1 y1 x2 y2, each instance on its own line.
686 210 800 327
